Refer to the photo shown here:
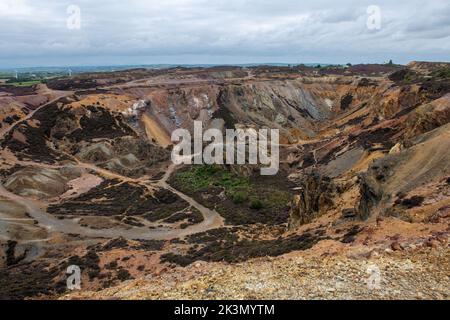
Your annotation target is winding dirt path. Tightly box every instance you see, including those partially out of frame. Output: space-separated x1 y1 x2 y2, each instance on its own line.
0 91 224 241
0 155 224 241
1 154 224 239
0 176 222 241
156 164 224 235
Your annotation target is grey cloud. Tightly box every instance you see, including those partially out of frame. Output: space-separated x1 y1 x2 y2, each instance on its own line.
0 0 449 67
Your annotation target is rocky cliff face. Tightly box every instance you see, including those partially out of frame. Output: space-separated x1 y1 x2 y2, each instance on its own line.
286 62 450 227
289 170 335 228
118 77 373 143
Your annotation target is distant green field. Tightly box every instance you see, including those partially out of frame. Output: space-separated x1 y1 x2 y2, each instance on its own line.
4 80 42 87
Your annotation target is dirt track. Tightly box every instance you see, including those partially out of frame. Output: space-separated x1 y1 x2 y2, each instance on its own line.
0 92 224 242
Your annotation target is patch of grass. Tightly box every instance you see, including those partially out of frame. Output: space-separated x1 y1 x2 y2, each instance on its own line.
5 80 41 87
171 165 294 225
430 67 450 80
232 191 249 204
161 229 328 266
249 199 264 210
264 189 292 208
174 165 250 196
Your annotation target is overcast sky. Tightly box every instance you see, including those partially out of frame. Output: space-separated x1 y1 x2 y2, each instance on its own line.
0 0 449 67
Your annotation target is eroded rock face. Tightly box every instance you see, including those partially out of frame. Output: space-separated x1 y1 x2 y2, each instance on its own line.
289 170 335 228
356 123 450 220
403 94 450 140
4 166 82 199
357 172 384 220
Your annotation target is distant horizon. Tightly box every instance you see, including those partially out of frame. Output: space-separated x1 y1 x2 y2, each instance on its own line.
3 59 447 73
4 57 450 72
1 62 335 72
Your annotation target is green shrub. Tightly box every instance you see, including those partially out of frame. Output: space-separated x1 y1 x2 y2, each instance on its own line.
430 67 450 79
232 191 248 204
174 165 249 194
250 199 264 210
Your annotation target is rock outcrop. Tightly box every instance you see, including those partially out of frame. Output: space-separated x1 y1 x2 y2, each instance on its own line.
289 170 335 228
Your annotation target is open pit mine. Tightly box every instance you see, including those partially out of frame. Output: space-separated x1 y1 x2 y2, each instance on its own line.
0 62 449 299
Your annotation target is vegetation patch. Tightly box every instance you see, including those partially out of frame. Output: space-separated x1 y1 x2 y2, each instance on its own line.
4 80 42 87
1 102 73 163
48 179 146 216
68 105 135 142
161 229 328 266
102 237 129 251
0 262 65 299
67 249 101 280
163 207 204 225
170 165 293 225
396 195 425 209
48 181 190 225
171 165 250 195
92 237 165 252
116 268 133 281
134 240 165 251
